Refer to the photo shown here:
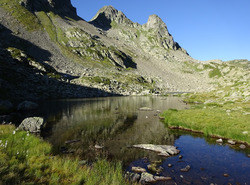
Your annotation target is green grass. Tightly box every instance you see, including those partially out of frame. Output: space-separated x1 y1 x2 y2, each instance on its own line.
162 102 250 144
209 68 222 78
0 0 41 31
0 125 129 185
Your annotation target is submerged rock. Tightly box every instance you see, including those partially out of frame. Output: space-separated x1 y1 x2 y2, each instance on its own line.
132 144 180 157
180 165 191 172
18 117 44 132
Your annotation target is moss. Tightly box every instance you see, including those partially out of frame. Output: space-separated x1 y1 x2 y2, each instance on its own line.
0 0 41 31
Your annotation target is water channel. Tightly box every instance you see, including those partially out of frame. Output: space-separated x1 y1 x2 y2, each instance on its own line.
37 96 249 185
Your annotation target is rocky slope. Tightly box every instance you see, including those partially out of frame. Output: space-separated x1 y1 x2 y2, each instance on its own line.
0 0 249 103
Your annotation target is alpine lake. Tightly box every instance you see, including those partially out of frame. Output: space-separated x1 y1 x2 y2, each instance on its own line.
34 96 249 185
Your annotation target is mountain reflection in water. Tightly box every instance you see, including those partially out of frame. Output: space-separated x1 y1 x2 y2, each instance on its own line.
37 96 249 185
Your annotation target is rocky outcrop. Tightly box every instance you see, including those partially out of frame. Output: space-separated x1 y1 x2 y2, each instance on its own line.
19 0 77 17
89 5 135 30
18 117 44 132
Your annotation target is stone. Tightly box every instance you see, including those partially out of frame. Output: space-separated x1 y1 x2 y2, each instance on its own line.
139 107 153 111
18 117 44 132
65 139 80 144
227 140 236 145
168 163 173 167
131 166 146 173
0 100 13 114
239 144 246 149
125 172 140 183
216 138 223 143
154 176 172 181
223 173 229 177
17 101 38 111
180 165 191 172
242 131 248 135
179 155 183 159
139 172 156 184
94 144 104 149
133 144 180 156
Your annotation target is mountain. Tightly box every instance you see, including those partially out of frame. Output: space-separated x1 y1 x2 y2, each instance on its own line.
0 1 249 103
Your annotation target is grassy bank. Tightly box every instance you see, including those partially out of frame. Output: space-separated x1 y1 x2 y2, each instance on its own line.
0 125 128 185
162 95 250 144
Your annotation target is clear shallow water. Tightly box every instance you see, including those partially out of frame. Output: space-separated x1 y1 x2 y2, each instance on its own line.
36 96 249 184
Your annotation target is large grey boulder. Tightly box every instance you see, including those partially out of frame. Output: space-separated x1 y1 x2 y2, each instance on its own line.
17 101 38 111
18 117 44 132
0 100 13 114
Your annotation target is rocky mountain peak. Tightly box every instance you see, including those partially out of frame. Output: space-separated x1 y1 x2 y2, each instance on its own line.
146 14 169 36
20 0 77 17
89 5 134 30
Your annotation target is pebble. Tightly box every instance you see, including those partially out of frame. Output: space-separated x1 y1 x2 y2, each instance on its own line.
239 144 246 149
168 163 173 167
179 155 183 159
216 138 223 143
223 173 229 177
227 140 236 145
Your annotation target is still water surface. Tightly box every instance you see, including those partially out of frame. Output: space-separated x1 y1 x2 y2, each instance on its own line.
37 96 249 185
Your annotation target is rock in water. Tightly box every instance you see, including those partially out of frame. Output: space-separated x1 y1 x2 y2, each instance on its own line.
180 165 191 172
132 166 146 173
0 100 13 114
132 144 180 156
17 101 38 111
139 172 156 184
18 117 44 132
154 176 172 181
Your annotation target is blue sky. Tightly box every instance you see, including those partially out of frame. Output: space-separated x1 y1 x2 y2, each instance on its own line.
71 0 250 61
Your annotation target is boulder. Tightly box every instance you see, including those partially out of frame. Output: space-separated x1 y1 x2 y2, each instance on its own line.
18 117 44 132
0 100 13 114
17 101 38 111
